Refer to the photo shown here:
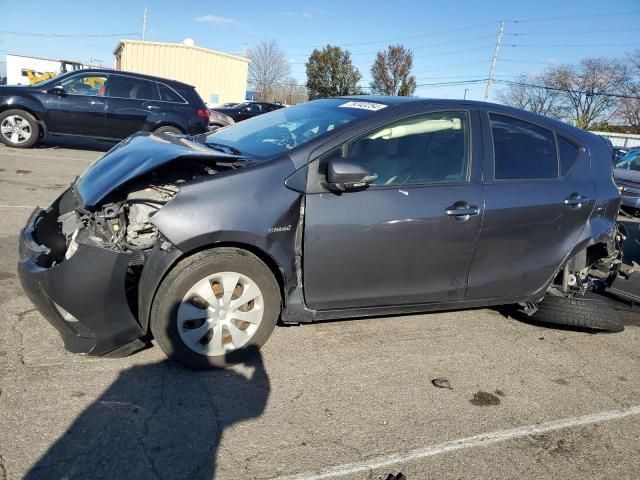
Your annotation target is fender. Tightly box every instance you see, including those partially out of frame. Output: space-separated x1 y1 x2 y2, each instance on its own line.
143 155 305 330
0 94 47 119
143 111 191 133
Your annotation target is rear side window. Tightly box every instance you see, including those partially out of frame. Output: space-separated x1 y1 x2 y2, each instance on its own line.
157 83 185 103
490 114 558 180
558 136 581 176
107 76 158 100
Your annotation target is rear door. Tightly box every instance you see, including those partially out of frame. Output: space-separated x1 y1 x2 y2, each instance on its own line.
104 75 159 138
303 107 484 310
465 110 595 300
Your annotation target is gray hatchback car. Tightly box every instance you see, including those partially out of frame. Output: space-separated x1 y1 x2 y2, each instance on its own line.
18 96 623 369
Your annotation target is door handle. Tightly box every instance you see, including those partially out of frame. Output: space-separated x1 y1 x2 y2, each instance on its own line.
445 204 479 223
444 207 479 217
146 105 160 110
564 195 589 207
90 100 104 106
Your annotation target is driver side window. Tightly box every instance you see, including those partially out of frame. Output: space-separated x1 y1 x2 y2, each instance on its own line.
330 111 470 186
58 74 108 96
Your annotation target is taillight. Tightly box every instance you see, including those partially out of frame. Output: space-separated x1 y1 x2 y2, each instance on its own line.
197 108 209 121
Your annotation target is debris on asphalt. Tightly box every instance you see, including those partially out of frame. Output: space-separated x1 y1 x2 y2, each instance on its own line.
470 390 501 406
384 473 406 480
431 378 453 389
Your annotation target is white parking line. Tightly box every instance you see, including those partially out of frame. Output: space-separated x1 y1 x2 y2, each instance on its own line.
1 151 96 163
274 405 640 480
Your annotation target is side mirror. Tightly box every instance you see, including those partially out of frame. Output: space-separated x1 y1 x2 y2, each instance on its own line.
326 158 377 192
50 85 65 95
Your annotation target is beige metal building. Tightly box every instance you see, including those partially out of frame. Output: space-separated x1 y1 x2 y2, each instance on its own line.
113 39 250 106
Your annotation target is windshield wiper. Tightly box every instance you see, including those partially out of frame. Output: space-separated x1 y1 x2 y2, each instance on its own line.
206 142 242 156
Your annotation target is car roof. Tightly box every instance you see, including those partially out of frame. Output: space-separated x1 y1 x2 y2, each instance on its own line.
69 68 194 89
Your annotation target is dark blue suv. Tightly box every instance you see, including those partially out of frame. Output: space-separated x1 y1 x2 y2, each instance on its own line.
0 68 210 148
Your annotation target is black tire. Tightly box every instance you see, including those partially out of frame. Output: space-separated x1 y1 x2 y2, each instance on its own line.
532 292 624 333
153 125 183 135
151 248 281 369
0 109 40 148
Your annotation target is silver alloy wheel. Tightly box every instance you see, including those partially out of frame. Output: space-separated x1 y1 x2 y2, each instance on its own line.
0 115 32 145
177 271 264 356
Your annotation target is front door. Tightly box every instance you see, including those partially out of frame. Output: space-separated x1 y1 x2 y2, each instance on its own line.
304 109 484 310
465 111 596 300
45 73 108 136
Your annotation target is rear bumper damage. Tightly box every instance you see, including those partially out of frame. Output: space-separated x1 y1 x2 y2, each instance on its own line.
17 200 146 357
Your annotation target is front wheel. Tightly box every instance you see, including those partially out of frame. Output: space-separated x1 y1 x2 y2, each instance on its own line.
151 248 281 369
0 109 40 148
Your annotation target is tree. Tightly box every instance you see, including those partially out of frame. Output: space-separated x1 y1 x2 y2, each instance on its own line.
271 78 308 105
247 40 290 102
498 73 563 119
370 45 416 96
615 50 640 132
546 58 628 129
306 45 362 100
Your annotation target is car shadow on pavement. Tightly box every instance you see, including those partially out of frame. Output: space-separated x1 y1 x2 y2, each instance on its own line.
36 135 117 152
25 347 270 480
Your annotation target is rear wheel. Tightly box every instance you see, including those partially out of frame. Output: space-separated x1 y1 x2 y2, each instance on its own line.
153 125 183 135
151 248 280 369
0 109 39 148
532 291 624 332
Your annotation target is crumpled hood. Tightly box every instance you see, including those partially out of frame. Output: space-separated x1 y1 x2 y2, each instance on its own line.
75 132 241 208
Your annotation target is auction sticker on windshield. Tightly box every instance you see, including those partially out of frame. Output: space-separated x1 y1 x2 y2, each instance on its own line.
338 101 387 111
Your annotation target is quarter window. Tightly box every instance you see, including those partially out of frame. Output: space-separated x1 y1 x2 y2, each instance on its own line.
157 83 184 103
106 76 158 100
327 111 470 186
490 114 558 180
558 136 581 176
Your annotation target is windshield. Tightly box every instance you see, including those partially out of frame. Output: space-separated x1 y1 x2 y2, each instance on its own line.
616 151 640 171
204 98 383 159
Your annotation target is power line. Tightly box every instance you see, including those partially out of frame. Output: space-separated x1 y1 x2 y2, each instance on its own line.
507 27 640 36
506 11 640 23
506 42 640 48
0 30 139 38
280 21 499 48
495 79 640 100
289 45 494 65
286 34 498 58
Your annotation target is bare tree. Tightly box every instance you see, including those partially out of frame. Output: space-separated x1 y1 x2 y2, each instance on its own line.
546 58 628 129
271 78 308 105
498 73 563 118
615 50 640 131
370 45 416 96
248 40 290 101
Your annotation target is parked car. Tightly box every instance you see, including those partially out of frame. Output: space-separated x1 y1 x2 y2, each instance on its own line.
208 109 235 129
0 68 209 148
18 96 623 369
614 149 640 213
210 101 284 125
612 146 640 163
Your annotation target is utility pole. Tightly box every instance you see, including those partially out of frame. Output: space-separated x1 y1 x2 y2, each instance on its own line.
483 21 504 102
142 8 148 41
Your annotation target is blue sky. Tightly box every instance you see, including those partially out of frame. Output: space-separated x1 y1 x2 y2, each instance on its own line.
1 0 639 101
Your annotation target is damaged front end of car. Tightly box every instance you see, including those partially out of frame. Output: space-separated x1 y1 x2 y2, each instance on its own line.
17 133 254 356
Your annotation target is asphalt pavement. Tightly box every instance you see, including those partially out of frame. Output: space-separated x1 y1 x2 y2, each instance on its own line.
1 138 640 480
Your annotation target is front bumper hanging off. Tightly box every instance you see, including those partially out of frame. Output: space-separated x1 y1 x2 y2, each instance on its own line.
17 201 146 357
